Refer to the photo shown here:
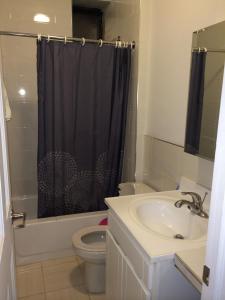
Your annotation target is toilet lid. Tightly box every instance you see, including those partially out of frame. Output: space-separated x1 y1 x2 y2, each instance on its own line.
72 225 108 252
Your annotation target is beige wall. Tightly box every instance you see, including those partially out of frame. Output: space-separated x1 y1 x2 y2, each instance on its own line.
143 136 214 191
146 0 225 146
137 0 225 188
0 0 72 198
104 0 140 181
135 0 152 180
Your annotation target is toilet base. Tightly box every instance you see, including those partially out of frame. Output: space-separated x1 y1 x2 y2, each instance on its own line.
85 261 105 293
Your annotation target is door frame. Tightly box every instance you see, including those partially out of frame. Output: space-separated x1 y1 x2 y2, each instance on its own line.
201 64 225 299
0 49 17 300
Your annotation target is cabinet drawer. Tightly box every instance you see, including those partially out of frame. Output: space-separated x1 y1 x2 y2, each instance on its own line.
108 210 153 289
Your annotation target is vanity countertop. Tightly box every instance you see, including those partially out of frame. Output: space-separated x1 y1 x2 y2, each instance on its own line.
175 246 205 292
105 190 207 262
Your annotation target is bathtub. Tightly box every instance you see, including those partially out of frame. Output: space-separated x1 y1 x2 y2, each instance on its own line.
14 182 154 265
14 211 108 265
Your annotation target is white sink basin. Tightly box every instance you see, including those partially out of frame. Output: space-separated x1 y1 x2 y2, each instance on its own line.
129 196 208 240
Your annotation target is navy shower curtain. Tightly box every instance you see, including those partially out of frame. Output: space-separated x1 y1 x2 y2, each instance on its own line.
37 40 131 218
185 51 206 155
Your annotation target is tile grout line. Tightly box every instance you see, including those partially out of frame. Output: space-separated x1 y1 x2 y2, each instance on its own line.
40 262 47 300
41 256 77 269
42 283 88 295
18 292 46 300
41 256 86 296
39 285 91 300
75 256 92 300
16 263 46 299
75 256 106 300
17 257 104 299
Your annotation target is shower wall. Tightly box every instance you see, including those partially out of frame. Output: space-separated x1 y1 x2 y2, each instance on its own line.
0 0 72 206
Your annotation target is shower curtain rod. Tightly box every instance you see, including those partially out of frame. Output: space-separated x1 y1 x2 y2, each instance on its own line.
193 47 225 53
0 30 135 49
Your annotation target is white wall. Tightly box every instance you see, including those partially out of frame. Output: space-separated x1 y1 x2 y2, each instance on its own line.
135 0 152 180
143 136 214 191
137 0 225 188
146 0 225 146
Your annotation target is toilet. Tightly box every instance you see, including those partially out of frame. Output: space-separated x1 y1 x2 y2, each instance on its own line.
72 182 155 293
72 225 107 293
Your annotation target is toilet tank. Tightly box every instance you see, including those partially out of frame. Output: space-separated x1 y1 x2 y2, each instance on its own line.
118 182 155 196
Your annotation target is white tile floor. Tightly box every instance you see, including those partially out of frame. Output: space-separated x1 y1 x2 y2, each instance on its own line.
16 256 106 300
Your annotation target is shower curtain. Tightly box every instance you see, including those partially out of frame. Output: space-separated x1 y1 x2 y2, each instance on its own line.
185 51 206 155
37 40 131 218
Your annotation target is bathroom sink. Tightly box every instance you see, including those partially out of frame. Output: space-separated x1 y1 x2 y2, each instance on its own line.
129 196 208 240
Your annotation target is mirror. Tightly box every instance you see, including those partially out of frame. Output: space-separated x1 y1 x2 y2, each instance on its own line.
185 20 225 160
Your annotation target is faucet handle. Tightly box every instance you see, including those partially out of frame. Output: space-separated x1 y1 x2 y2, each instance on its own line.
181 191 202 207
181 191 208 209
181 191 198 196
181 191 201 198
177 191 209 218
200 192 208 207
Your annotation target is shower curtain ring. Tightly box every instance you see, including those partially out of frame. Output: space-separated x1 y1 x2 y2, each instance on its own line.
64 36 67 44
99 39 103 47
37 34 41 42
115 41 118 48
47 35 50 42
81 37 85 46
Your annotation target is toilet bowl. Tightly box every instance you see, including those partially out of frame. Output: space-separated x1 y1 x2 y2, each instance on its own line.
72 225 107 293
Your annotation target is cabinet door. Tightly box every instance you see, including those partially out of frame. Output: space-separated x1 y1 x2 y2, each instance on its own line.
106 231 124 300
123 255 151 300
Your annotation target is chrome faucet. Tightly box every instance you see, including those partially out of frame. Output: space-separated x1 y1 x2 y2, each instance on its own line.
174 192 208 219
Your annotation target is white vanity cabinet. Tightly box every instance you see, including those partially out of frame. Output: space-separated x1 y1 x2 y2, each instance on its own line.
106 230 124 300
123 255 150 300
106 210 201 300
106 231 151 300
106 210 152 300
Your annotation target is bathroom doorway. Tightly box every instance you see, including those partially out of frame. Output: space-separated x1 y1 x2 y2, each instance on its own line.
72 6 103 39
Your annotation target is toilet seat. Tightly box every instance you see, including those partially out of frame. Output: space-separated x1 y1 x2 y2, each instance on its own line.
72 225 107 262
72 225 107 252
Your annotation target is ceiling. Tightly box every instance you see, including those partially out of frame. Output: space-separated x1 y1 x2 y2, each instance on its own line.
73 0 111 9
